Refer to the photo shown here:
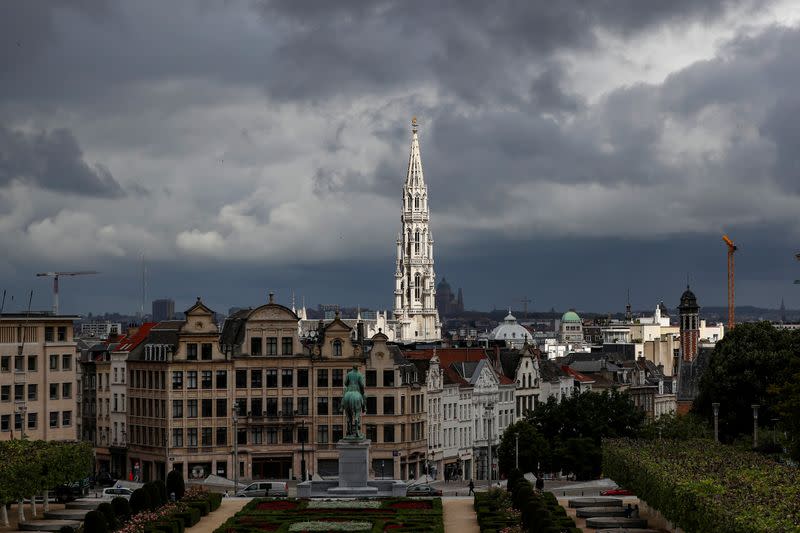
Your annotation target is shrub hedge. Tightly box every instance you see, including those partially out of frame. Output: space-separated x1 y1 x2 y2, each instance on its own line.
474 478 580 533
603 438 800 533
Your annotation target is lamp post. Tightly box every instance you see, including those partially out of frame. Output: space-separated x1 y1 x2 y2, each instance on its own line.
232 402 239 491
751 404 759 449
485 402 495 490
712 402 720 443
297 413 307 482
514 432 519 471
17 403 27 439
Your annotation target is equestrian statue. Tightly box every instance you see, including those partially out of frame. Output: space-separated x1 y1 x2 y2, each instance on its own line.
342 364 366 439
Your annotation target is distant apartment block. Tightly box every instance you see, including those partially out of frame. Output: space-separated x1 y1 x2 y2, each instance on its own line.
152 299 175 323
80 321 123 339
0 313 79 441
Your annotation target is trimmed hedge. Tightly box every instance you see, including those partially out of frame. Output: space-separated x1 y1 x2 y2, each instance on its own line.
111 496 131 519
84 510 109 533
130 487 151 515
603 438 800 533
166 470 185 500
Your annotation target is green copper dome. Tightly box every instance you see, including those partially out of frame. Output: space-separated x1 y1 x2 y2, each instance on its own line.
562 310 581 322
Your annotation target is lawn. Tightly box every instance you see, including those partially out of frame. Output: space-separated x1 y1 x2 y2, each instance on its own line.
213 498 444 533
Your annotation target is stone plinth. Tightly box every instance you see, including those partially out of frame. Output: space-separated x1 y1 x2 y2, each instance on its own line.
336 438 372 489
585 517 648 529
576 506 627 518
568 497 623 508
296 438 407 498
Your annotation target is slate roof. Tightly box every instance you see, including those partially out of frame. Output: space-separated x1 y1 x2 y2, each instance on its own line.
539 358 568 382
499 350 521 380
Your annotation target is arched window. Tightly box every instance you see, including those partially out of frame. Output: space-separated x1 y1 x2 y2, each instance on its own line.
407 194 412 209
415 230 420 254
333 339 342 357
414 273 421 300
414 196 419 209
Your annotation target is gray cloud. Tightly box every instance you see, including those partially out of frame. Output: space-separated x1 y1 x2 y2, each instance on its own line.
0 126 125 197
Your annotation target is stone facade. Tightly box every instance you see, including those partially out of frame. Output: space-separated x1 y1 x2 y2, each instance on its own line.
1 314 79 442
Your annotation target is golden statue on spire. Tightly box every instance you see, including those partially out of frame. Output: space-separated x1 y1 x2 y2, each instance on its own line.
411 116 418 132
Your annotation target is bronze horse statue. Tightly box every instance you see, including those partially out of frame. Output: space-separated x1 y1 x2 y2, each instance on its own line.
342 365 366 439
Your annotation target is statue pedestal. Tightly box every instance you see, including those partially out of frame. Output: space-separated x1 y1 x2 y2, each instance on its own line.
336 438 373 488
297 438 407 498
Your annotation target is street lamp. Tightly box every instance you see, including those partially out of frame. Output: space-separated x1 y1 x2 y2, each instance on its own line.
514 432 519 471
232 402 239 491
16 403 27 439
295 412 306 482
751 404 759 449
712 402 720 443
485 402 495 490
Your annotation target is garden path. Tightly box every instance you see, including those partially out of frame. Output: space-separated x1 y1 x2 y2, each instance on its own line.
186 498 249 533
443 497 480 533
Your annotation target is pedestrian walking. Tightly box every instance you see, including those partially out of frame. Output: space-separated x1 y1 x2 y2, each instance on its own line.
468 480 475 496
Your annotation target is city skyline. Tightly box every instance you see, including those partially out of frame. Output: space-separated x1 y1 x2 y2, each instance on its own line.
2 2 800 314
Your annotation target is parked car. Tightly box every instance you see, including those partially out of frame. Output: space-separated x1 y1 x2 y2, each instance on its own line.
93 472 117 488
101 487 134 500
235 481 288 497
600 488 634 496
54 478 91 503
406 484 442 497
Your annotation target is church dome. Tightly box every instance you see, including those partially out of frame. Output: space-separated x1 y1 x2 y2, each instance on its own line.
489 312 531 346
437 277 451 291
562 310 581 322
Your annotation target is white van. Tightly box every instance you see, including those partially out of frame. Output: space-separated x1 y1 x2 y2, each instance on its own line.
235 481 288 497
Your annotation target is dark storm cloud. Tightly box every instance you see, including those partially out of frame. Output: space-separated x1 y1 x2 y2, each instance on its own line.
0 126 125 197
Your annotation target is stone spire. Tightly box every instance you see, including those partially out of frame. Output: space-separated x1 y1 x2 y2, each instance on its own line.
393 117 441 342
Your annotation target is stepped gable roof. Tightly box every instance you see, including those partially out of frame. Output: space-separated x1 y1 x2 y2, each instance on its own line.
561 365 595 383
116 322 157 352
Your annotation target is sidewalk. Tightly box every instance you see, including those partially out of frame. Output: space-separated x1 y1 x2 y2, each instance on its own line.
186 498 249 533
443 498 480 533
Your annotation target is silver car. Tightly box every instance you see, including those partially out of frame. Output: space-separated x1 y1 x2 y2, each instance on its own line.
235 481 288 497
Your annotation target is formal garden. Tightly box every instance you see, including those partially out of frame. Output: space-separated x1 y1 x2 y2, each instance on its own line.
213 498 444 533
473 470 580 533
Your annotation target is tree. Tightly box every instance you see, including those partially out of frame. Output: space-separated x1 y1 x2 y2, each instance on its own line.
695 322 799 440
521 389 645 479
769 355 800 461
497 421 548 476
83 510 108 533
638 412 712 440
129 488 150 515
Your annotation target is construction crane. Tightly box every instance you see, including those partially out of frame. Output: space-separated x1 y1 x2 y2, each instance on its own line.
36 271 99 314
517 298 532 320
722 235 737 330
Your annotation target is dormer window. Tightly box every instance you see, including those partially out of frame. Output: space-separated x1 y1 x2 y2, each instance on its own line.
333 340 343 357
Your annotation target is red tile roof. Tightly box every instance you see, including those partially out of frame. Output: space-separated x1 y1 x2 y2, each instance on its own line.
561 365 595 383
116 322 158 352
404 347 489 367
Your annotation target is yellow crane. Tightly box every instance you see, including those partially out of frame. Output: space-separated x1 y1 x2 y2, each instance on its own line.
36 271 99 314
722 235 737 330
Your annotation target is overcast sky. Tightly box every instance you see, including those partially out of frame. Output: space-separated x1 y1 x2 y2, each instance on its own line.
2 0 800 317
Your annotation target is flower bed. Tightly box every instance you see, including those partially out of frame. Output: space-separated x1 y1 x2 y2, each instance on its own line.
603 438 800 533
215 498 443 533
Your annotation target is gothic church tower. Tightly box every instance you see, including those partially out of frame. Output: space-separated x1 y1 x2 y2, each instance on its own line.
393 118 441 342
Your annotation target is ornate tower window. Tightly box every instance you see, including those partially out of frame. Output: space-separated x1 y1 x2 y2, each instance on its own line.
415 230 420 254
415 273 421 300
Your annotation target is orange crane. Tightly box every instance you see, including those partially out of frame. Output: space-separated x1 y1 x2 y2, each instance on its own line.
722 235 737 330
36 271 99 314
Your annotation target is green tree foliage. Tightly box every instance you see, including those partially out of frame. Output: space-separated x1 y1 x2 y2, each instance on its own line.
0 441 91 516
638 412 712 440
695 322 800 445
505 389 644 480
769 355 800 460
166 470 185 500
497 420 548 476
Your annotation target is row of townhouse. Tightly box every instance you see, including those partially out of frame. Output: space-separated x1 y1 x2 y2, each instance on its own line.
77 295 580 484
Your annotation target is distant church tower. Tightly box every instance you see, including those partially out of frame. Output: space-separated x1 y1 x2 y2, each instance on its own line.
678 285 700 361
393 117 441 342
